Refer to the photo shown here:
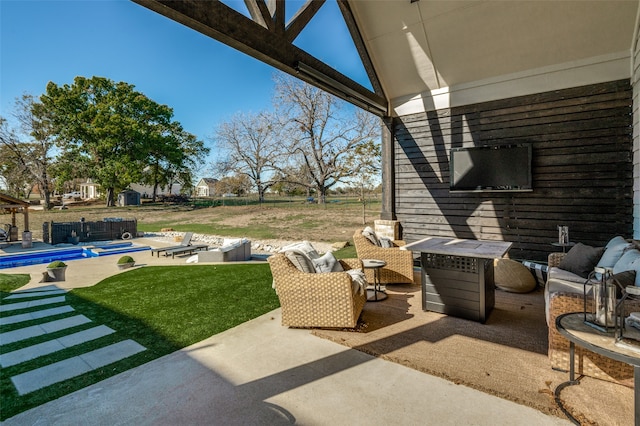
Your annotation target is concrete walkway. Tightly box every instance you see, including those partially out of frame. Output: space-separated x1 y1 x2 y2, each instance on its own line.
2 308 570 425
0 287 147 395
0 238 571 424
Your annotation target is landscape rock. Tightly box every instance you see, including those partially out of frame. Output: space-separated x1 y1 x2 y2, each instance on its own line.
145 232 335 255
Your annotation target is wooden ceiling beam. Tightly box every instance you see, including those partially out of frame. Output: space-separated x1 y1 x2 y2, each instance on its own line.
285 0 324 42
132 0 388 116
244 0 273 31
273 0 285 35
336 0 384 98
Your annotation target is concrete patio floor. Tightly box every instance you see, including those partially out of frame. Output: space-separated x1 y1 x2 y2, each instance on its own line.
0 238 570 425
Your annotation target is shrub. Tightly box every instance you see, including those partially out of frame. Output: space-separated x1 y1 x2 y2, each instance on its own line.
47 261 67 268
117 255 135 265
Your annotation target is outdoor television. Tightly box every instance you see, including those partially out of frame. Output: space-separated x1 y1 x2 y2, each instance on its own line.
449 143 532 192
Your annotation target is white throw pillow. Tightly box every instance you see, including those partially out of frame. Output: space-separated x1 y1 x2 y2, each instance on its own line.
312 252 344 273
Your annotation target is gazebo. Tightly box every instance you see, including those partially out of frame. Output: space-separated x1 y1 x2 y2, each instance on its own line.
0 192 30 243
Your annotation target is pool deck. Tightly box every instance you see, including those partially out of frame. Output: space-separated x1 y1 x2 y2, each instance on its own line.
1 241 61 255
0 237 233 290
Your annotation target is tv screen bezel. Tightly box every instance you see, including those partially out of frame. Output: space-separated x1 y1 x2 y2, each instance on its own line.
449 143 533 193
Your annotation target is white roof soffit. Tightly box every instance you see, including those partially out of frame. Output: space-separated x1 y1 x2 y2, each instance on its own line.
348 0 639 115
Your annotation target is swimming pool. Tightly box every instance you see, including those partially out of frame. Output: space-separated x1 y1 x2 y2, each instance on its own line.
0 242 150 269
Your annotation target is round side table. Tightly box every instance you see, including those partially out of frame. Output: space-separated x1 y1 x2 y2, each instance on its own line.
362 259 387 302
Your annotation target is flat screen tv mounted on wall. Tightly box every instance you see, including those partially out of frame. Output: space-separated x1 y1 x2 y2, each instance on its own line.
449 143 533 192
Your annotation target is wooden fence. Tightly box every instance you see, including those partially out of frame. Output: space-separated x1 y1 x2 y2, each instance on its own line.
43 219 137 245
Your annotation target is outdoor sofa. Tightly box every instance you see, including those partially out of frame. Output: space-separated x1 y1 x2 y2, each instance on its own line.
198 238 251 262
545 236 640 385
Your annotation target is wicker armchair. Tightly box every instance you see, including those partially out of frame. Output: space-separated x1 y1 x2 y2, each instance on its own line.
353 229 414 285
267 254 367 329
547 252 640 386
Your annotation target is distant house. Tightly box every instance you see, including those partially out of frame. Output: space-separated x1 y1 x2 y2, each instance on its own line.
195 178 218 197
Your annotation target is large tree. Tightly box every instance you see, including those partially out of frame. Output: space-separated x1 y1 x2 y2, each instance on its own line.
213 111 283 202
273 75 380 203
343 140 382 224
0 95 56 207
0 137 32 198
38 76 204 206
140 122 209 202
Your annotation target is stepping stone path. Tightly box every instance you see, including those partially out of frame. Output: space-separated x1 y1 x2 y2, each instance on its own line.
0 285 147 396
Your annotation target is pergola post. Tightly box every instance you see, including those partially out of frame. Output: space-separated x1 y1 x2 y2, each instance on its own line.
0 193 31 239
380 116 395 221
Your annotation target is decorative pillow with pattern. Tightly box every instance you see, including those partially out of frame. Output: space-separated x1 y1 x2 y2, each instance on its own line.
379 237 393 248
280 241 322 273
280 241 320 259
312 251 344 273
362 226 380 246
285 251 316 273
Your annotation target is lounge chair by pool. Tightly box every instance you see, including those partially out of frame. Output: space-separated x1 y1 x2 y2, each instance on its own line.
165 244 208 259
151 232 196 257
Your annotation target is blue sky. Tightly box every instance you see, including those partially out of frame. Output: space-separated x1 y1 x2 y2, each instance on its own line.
0 0 368 148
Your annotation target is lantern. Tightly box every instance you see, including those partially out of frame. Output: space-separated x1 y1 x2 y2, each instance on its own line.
584 267 616 331
614 285 640 352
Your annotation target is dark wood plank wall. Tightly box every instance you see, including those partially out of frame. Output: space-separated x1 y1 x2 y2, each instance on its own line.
394 79 633 262
633 36 640 239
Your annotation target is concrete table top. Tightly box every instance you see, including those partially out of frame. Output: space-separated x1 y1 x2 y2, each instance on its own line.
402 237 512 259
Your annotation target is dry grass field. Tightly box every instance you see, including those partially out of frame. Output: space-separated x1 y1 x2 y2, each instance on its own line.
5 198 381 244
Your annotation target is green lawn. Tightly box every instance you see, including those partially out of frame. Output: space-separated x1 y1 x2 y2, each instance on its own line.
0 263 279 420
0 274 31 294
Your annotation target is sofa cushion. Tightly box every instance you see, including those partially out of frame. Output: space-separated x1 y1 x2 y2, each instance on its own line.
612 248 640 286
222 237 242 248
597 236 633 269
558 243 604 279
312 251 344 273
544 277 594 325
547 267 586 284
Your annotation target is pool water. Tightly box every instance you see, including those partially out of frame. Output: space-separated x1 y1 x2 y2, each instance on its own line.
0 242 150 269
